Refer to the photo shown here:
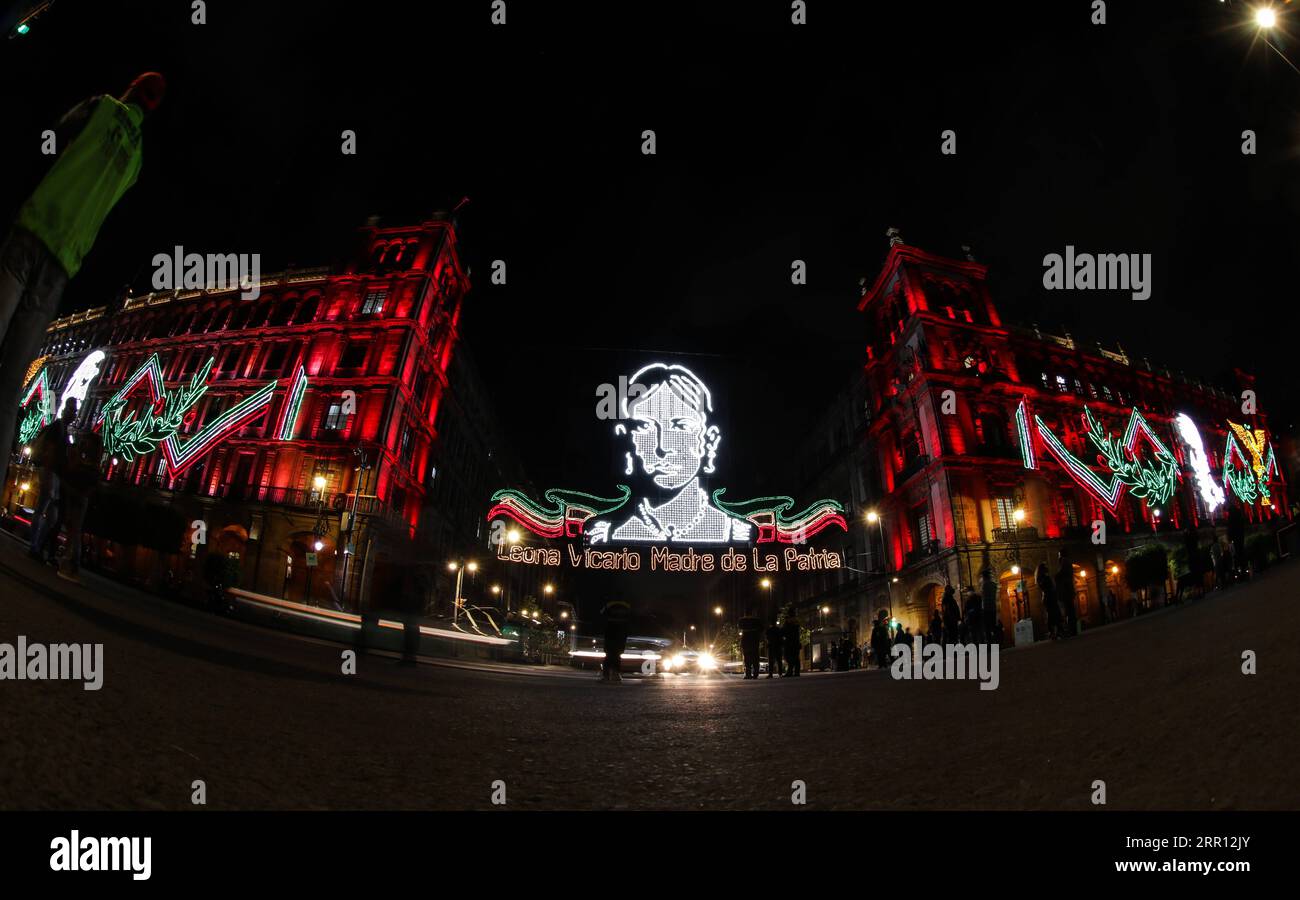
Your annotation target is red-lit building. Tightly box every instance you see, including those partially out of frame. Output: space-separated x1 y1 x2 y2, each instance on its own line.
6 215 535 613
797 236 1289 642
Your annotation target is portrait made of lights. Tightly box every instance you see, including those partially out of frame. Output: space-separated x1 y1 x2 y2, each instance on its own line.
487 363 849 575
1014 399 1280 516
17 350 309 476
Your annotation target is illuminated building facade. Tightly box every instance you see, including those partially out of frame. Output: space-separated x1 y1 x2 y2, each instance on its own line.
802 237 1289 642
5 215 533 613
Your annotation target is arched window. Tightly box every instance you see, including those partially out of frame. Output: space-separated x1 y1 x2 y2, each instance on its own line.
295 295 319 325
382 243 402 267
231 303 255 331
269 298 295 327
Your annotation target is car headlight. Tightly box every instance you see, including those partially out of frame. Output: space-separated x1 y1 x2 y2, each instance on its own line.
697 652 717 669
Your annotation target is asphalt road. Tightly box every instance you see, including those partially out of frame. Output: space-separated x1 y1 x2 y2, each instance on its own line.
1 542 1297 810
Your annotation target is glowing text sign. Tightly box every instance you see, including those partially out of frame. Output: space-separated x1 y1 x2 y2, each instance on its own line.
496 542 844 573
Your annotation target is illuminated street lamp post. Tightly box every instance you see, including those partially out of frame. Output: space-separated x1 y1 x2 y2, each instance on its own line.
339 446 371 612
448 560 478 624
1010 507 1027 606
866 510 893 620
306 475 329 605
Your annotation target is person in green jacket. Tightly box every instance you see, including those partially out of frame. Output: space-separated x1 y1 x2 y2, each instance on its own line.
0 71 164 495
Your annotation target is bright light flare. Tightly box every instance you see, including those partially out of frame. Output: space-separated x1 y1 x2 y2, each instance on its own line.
1256 7 1278 29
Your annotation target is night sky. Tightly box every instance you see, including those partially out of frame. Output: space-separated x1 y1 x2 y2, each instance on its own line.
3 1 1297 589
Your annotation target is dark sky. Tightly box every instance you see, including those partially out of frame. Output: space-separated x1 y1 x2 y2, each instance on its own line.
3 1 1298 615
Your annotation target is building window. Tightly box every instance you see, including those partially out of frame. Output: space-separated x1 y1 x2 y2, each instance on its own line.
361 290 388 315
915 508 933 553
338 342 367 372
261 343 288 376
323 403 345 431
1102 385 1113 402
1055 375 1068 393
296 296 319 325
1062 495 1079 528
977 412 1008 449
994 496 1018 531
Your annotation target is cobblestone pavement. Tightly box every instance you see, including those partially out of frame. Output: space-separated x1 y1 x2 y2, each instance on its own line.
1 544 1296 810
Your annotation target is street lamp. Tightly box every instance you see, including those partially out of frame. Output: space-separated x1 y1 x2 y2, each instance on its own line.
448 560 478 624
866 509 893 620
1256 7 1277 30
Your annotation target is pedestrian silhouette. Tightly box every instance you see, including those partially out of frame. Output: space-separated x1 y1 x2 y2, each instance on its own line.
1037 561 1064 640
600 600 631 682
739 607 763 679
781 608 801 676
765 615 784 678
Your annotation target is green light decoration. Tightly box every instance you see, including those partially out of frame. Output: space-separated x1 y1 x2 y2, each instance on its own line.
711 490 848 543
1223 422 1279 507
17 369 54 445
488 486 633 539
18 399 52 446
101 359 212 463
1024 402 1179 512
1224 458 1261 506
1083 406 1179 507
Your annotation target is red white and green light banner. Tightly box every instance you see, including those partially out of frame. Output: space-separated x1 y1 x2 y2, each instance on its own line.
17 369 55 445
1224 421 1279 507
1016 399 1179 512
275 366 308 440
487 362 848 572
95 353 306 476
488 486 848 546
